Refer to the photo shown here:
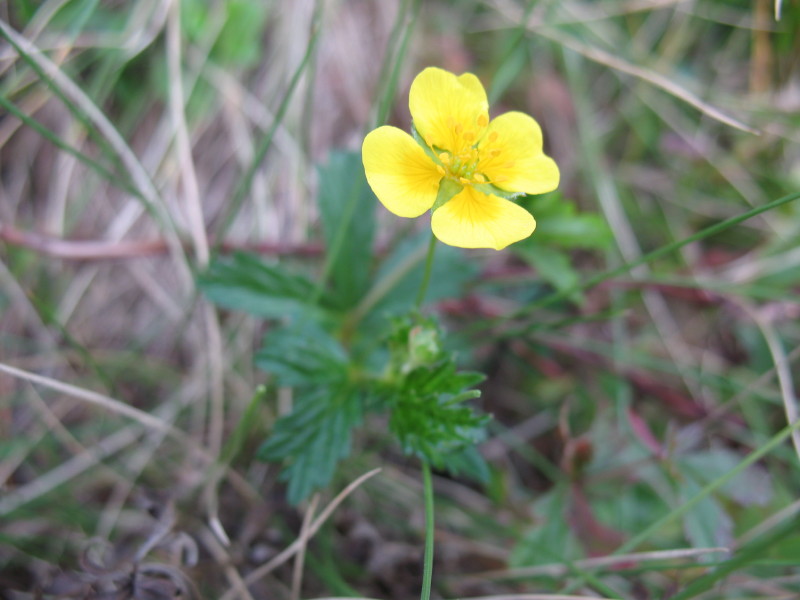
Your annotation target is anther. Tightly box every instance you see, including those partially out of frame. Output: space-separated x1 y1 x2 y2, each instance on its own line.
463 131 475 142
477 114 489 128
488 131 499 143
459 177 471 185
473 173 487 183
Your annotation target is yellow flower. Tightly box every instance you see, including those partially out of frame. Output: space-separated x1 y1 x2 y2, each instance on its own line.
362 67 560 250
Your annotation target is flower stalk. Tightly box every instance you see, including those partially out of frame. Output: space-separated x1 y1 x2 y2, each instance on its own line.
420 460 435 600
415 233 438 309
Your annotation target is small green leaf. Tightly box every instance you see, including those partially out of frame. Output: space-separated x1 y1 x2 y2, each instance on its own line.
259 386 363 504
318 150 376 309
382 316 488 468
198 252 325 319
388 350 488 468
256 320 347 387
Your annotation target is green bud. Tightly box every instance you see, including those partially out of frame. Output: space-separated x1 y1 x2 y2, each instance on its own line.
408 325 441 365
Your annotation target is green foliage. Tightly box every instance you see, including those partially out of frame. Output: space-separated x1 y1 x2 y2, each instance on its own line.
317 151 376 309
676 447 772 548
197 252 327 319
526 192 612 250
515 245 581 303
385 316 488 468
38 0 125 35
198 241 488 503
513 193 611 301
510 487 582 567
253 321 362 503
182 0 270 67
246 311 489 503
259 386 364 505
256 320 348 387
10 0 38 24
368 232 478 318
678 477 732 548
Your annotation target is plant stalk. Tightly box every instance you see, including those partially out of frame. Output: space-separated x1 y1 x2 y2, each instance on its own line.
415 233 438 309
420 460 435 600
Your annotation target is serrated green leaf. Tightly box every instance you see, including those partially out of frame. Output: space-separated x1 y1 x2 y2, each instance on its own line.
405 361 485 396
258 386 363 504
381 314 489 468
389 358 488 467
256 319 347 387
198 252 324 319
317 151 376 309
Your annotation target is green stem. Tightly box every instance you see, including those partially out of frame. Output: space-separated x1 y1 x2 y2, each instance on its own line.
415 233 438 309
341 236 429 341
420 460 435 600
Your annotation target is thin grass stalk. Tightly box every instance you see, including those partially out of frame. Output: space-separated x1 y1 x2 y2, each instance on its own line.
214 13 321 244
488 189 800 338
560 417 800 594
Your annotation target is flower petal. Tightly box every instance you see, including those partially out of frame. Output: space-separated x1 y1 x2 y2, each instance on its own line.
478 111 560 195
431 186 536 250
362 126 441 218
409 67 489 153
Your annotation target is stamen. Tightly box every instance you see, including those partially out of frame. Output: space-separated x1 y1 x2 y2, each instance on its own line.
436 165 446 176
477 114 489 128
488 131 499 143
473 173 487 183
489 149 501 158
463 131 475 142
459 177 471 185
438 152 451 165
454 123 463 135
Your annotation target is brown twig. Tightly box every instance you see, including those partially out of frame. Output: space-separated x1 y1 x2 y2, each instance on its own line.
0 224 324 261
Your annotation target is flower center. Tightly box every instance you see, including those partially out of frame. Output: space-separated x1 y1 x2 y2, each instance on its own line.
434 114 499 186
437 147 483 185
